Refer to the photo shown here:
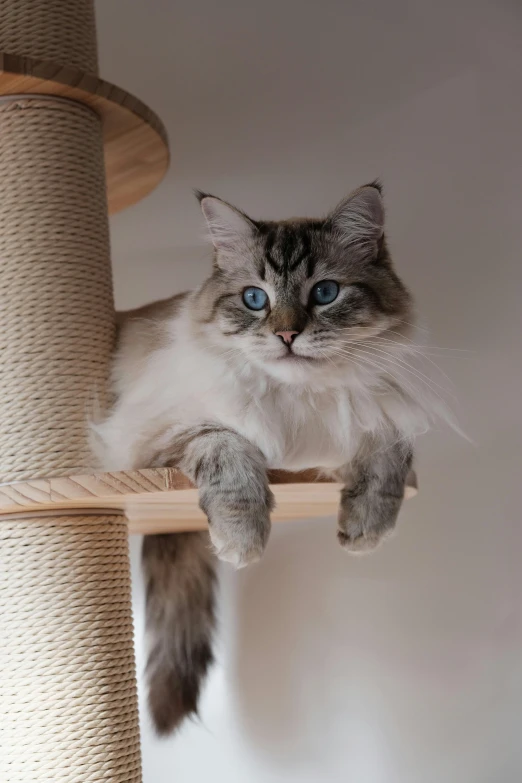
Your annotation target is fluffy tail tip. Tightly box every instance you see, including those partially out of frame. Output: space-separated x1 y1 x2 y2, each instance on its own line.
147 642 214 736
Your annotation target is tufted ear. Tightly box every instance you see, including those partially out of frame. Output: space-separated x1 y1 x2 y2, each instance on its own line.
329 182 385 258
196 192 257 265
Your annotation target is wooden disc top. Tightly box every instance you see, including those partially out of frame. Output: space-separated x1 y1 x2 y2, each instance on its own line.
0 52 169 214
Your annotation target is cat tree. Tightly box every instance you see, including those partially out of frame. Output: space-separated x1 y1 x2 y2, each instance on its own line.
0 2 416 780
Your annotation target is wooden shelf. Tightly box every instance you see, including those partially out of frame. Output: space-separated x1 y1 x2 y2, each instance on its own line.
0 468 417 534
0 52 169 214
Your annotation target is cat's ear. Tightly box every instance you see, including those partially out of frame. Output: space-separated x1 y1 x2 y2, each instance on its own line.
196 192 256 264
328 182 385 258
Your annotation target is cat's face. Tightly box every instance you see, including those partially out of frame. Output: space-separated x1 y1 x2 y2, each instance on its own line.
196 184 413 383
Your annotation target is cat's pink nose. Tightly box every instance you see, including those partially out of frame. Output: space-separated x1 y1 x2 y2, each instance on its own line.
275 330 299 346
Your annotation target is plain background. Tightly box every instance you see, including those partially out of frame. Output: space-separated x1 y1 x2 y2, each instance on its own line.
96 1 522 781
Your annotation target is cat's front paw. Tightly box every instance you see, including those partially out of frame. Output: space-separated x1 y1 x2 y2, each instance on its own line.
208 507 271 568
337 492 401 555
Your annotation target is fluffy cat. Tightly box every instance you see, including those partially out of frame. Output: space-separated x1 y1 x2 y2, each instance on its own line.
95 182 446 735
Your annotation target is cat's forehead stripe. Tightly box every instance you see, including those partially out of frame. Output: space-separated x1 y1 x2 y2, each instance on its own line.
261 223 318 279
263 229 279 273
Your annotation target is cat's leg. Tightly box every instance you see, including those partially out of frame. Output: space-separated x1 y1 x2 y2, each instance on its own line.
337 434 413 553
154 424 274 568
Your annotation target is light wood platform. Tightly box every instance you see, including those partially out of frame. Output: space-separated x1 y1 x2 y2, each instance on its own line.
0 468 417 534
0 52 169 214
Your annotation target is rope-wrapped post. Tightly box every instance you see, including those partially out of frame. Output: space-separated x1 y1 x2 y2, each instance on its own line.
0 2 142 780
0 514 141 780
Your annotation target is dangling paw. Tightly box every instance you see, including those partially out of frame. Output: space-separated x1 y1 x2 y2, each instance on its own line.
337 492 401 555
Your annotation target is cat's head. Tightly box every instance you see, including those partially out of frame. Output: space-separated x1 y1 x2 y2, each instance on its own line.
196 183 413 383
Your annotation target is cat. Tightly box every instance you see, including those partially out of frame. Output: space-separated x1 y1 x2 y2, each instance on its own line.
94 182 448 735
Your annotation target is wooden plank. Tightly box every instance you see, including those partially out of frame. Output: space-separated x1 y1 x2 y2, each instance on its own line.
0 468 417 534
126 482 344 534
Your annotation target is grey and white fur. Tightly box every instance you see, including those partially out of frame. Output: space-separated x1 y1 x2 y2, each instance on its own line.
94 183 449 735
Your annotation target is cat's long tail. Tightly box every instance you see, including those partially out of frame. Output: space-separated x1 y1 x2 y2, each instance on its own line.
142 532 216 735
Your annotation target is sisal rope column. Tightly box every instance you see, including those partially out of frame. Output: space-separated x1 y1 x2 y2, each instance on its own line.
0 98 114 482
0 2 143 780
0 0 98 73
0 514 141 781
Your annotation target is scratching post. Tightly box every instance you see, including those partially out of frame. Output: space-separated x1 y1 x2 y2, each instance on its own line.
0 95 135 782
0 97 113 482
0 1 169 779
0 514 140 780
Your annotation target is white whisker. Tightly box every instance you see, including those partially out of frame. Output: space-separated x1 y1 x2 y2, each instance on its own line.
337 340 456 396
355 339 457 389
335 325 472 354
327 344 451 409
327 347 422 400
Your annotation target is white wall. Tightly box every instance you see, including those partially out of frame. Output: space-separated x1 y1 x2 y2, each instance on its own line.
97 1 522 780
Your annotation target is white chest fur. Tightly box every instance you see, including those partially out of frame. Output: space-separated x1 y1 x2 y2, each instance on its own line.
218 384 359 471
99 310 433 474
102 346 382 473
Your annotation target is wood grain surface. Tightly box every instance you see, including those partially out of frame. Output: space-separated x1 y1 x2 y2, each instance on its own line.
0 468 417 534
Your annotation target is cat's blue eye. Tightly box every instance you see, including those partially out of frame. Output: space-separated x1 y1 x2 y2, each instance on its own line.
311 280 339 305
243 286 268 311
